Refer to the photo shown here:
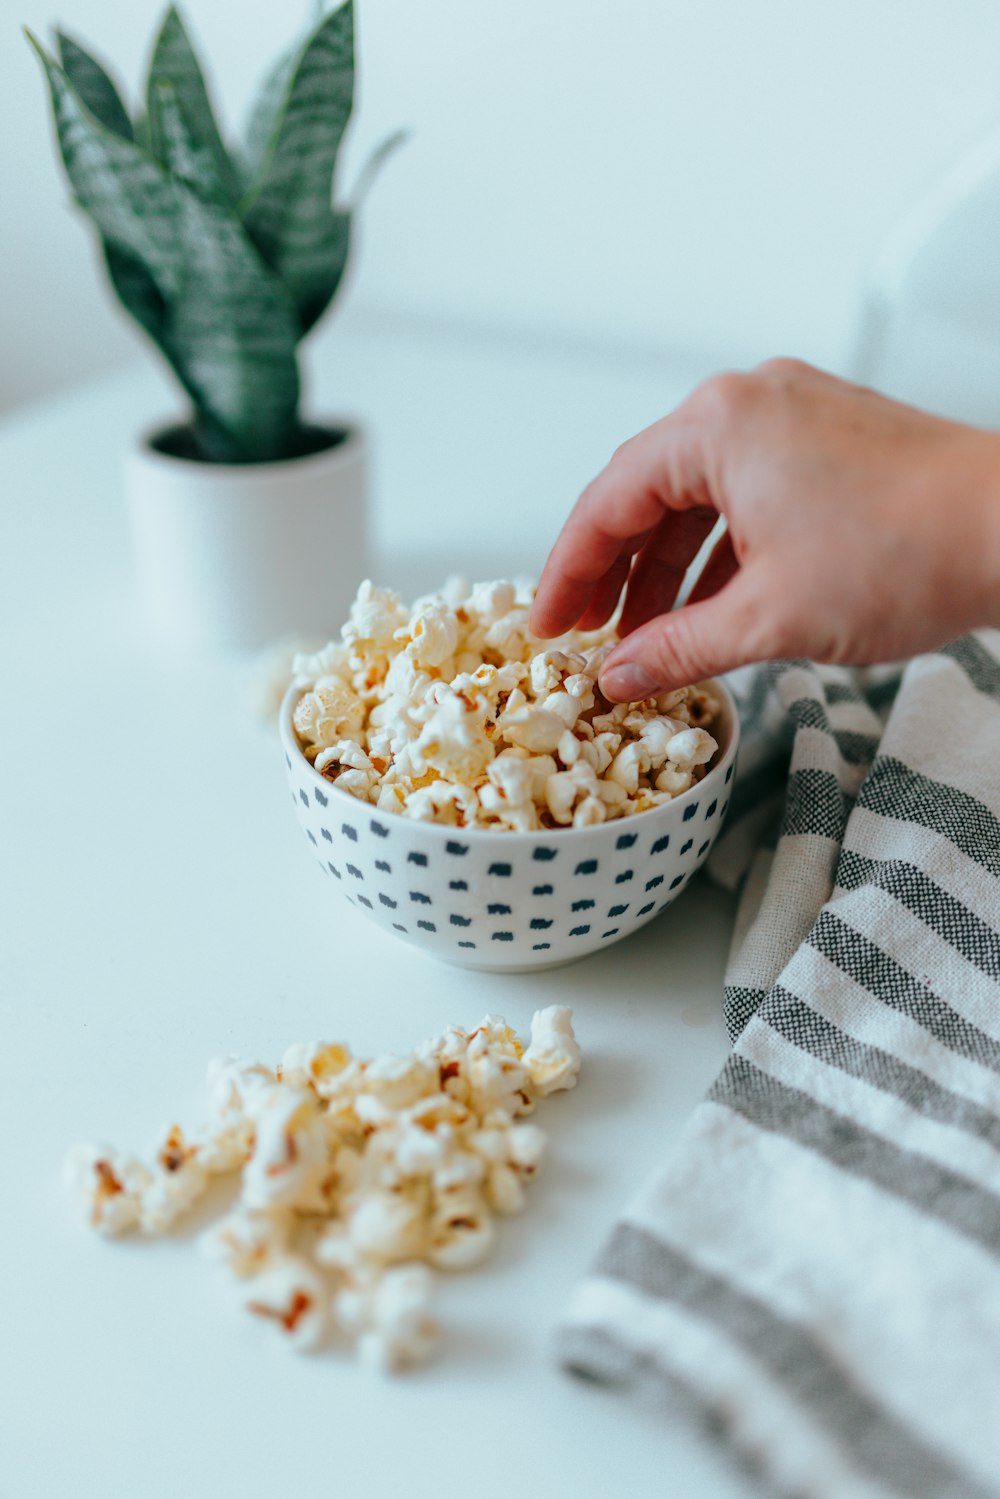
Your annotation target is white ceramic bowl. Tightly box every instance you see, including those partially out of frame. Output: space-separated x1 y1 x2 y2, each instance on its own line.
279 680 740 972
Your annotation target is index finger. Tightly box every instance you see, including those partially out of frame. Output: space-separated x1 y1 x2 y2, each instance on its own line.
530 412 717 638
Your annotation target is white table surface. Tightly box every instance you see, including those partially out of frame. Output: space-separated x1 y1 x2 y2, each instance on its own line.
0 312 754 1499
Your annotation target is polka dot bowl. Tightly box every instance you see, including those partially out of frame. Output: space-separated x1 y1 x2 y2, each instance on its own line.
279 679 739 972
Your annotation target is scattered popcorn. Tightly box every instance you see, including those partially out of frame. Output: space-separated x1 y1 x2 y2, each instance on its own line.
202 1209 291 1277
65 1008 582 1372
241 1085 331 1213
289 577 720 829
139 1124 210 1233
348 1263 439 1374
64 1143 151 1237
241 1255 329 1352
522 1006 583 1097
427 1188 496 1270
347 1189 430 1265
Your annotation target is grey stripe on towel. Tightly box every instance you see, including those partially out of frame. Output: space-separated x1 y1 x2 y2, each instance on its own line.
559 636 1000 1499
574 1222 996 1499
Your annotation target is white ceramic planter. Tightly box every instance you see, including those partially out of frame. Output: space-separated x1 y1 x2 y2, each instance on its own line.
124 420 369 650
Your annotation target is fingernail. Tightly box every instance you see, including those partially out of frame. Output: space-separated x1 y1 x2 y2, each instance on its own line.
600 662 660 701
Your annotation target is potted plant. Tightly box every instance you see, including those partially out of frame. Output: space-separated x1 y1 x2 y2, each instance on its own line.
28 1 400 649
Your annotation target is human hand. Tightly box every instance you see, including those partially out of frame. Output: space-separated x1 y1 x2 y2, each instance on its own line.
530 359 1000 700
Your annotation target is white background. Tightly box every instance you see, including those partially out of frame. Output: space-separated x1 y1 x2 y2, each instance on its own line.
6 0 1000 416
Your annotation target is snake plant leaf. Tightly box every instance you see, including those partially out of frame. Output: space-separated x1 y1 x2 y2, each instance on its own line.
55 31 133 140
349 128 408 208
52 34 171 351
300 209 350 335
27 31 183 301
101 244 207 433
31 5 397 464
148 78 229 203
102 243 167 343
241 0 355 332
145 6 240 203
152 82 301 462
240 42 299 194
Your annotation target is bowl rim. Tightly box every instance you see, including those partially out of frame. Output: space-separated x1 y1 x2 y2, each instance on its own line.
278 675 740 843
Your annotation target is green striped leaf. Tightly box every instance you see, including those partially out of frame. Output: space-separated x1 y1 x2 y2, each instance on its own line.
28 31 182 301
148 77 228 203
51 34 173 351
30 34 300 462
55 31 133 140
145 6 240 203
151 82 301 462
349 128 408 207
101 245 207 429
103 243 168 344
241 0 355 332
240 42 299 194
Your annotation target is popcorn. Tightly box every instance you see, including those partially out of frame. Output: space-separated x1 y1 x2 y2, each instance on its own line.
364 1054 438 1111
196 1116 255 1175
64 1143 151 1237
289 578 720 827
427 1188 496 1270
499 706 566 754
607 740 652 795
292 639 351 686
206 1056 275 1119
343 581 409 659
313 741 378 799
542 689 588 729
465 1045 532 1119
342 1263 439 1374
358 1265 439 1373
65 1008 581 1374
573 795 606 828
139 1125 209 1233
468 578 516 625
479 750 556 832
347 1189 430 1264
431 1146 487 1196
485 1163 527 1215
522 1006 583 1097
404 780 480 828
241 1086 330 1212
473 1118 547 1216
242 1255 329 1351
544 769 578 825
201 1208 291 1277
485 607 536 661
412 689 493 781
279 1040 354 1093
292 679 365 748
655 765 694 796
665 727 718 770
402 601 460 669
529 649 574 696
563 673 596 709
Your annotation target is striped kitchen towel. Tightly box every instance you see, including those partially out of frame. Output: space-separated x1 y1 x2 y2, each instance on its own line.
558 634 1000 1499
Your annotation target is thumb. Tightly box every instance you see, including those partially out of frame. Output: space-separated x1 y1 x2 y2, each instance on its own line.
599 569 778 700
